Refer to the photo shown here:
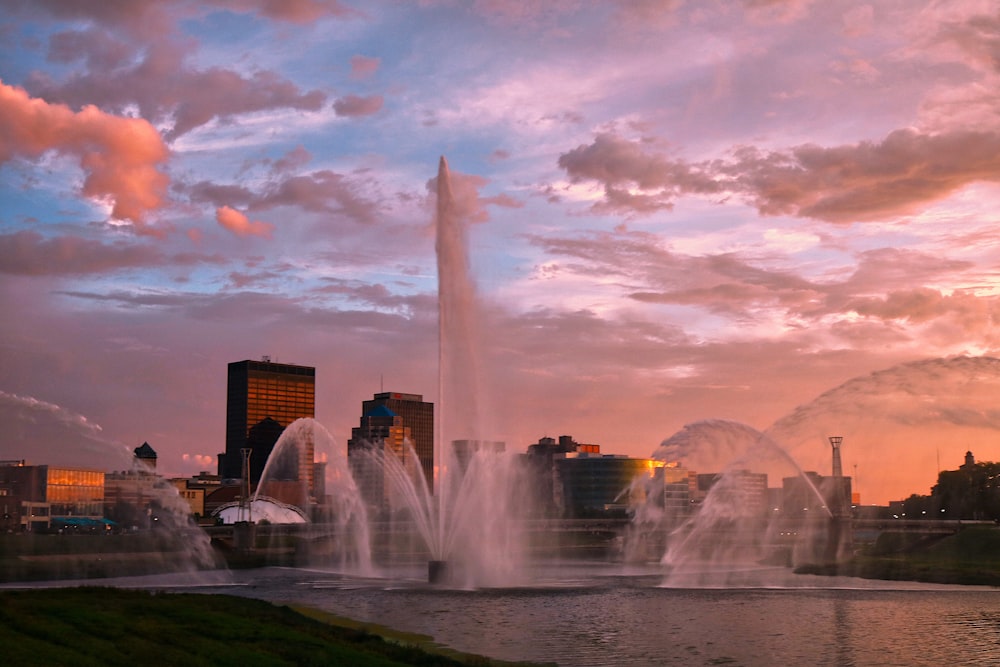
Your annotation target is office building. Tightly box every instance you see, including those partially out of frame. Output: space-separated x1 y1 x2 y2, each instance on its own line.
347 404 413 512
350 392 434 492
696 469 769 520
553 451 665 519
782 471 852 520
218 358 315 483
451 439 505 473
0 462 105 532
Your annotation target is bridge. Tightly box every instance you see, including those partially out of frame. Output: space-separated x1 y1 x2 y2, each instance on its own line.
204 516 995 563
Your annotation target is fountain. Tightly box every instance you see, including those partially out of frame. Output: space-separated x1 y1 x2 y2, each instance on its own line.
347 157 528 586
629 420 843 587
419 156 529 585
354 435 527 586
216 158 1000 592
627 355 1000 586
245 158 529 587
0 391 222 582
252 418 373 572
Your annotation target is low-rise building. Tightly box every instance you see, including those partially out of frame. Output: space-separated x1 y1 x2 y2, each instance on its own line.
0 461 105 532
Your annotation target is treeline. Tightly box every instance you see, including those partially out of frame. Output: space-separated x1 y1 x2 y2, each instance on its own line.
897 461 1000 521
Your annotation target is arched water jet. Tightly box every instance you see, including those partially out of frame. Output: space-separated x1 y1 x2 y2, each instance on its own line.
637 356 1000 586
255 418 372 574
629 420 841 587
355 437 526 587
765 355 1000 505
0 391 222 581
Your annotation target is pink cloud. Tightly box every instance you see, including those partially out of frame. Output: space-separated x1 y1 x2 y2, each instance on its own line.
732 129 1000 222
741 0 814 25
427 167 519 224
210 0 358 22
0 230 225 275
259 171 382 224
0 80 169 232
350 55 380 79
3 0 175 40
0 231 158 275
333 94 384 117
842 4 875 37
932 11 1000 73
183 169 382 225
558 133 720 214
271 145 312 173
5 0 356 36
215 206 274 238
27 37 327 139
559 129 1000 223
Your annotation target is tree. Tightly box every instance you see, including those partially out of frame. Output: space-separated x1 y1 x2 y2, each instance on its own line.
931 462 1000 520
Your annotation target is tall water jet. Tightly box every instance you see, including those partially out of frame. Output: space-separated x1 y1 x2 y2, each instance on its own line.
436 156 485 450
337 158 527 586
390 156 526 586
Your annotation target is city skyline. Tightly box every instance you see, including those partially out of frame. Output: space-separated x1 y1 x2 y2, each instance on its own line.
3 2 1000 505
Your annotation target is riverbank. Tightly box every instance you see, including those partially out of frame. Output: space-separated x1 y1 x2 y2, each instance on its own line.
0 586 549 667
796 524 1000 586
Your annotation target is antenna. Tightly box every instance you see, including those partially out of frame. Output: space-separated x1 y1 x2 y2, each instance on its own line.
239 448 252 524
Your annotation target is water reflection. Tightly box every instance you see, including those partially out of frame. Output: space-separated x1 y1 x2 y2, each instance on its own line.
834 597 855 667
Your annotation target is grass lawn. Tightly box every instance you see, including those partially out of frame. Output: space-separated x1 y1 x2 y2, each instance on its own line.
797 525 1000 586
0 587 546 667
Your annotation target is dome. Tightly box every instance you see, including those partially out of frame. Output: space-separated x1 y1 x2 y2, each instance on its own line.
214 496 308 524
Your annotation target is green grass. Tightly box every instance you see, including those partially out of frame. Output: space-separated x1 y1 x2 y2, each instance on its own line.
797 525 1000 586
0 588 545 667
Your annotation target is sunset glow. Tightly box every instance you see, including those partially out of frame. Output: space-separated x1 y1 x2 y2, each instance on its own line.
2 1 1000 504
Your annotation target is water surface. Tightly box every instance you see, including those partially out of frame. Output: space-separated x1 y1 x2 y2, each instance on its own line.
199 564 1000 666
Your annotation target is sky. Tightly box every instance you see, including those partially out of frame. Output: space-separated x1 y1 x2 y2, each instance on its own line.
3 0 1000 505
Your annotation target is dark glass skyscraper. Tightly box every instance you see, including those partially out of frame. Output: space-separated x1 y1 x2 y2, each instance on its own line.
219 359 315 482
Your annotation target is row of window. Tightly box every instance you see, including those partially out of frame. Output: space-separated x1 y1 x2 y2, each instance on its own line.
47 469 104 486
47 486 104 502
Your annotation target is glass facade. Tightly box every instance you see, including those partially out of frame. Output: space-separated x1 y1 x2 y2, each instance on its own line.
555 455 664 518
46 467 105 517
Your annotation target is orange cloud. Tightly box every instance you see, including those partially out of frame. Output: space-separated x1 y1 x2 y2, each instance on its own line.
215 205 274 238
0 80 169 233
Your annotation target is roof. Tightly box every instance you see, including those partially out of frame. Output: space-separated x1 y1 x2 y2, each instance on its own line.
133 442 157 459
52 517 117 527
364 404 397 418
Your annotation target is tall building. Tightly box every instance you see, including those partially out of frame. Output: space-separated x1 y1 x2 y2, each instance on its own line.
218 358 315 482
523 435 601 517
347 404 413 512
348 392 434 495
553 452 665 519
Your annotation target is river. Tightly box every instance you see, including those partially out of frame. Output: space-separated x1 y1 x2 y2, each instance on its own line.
175 563 1000 666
